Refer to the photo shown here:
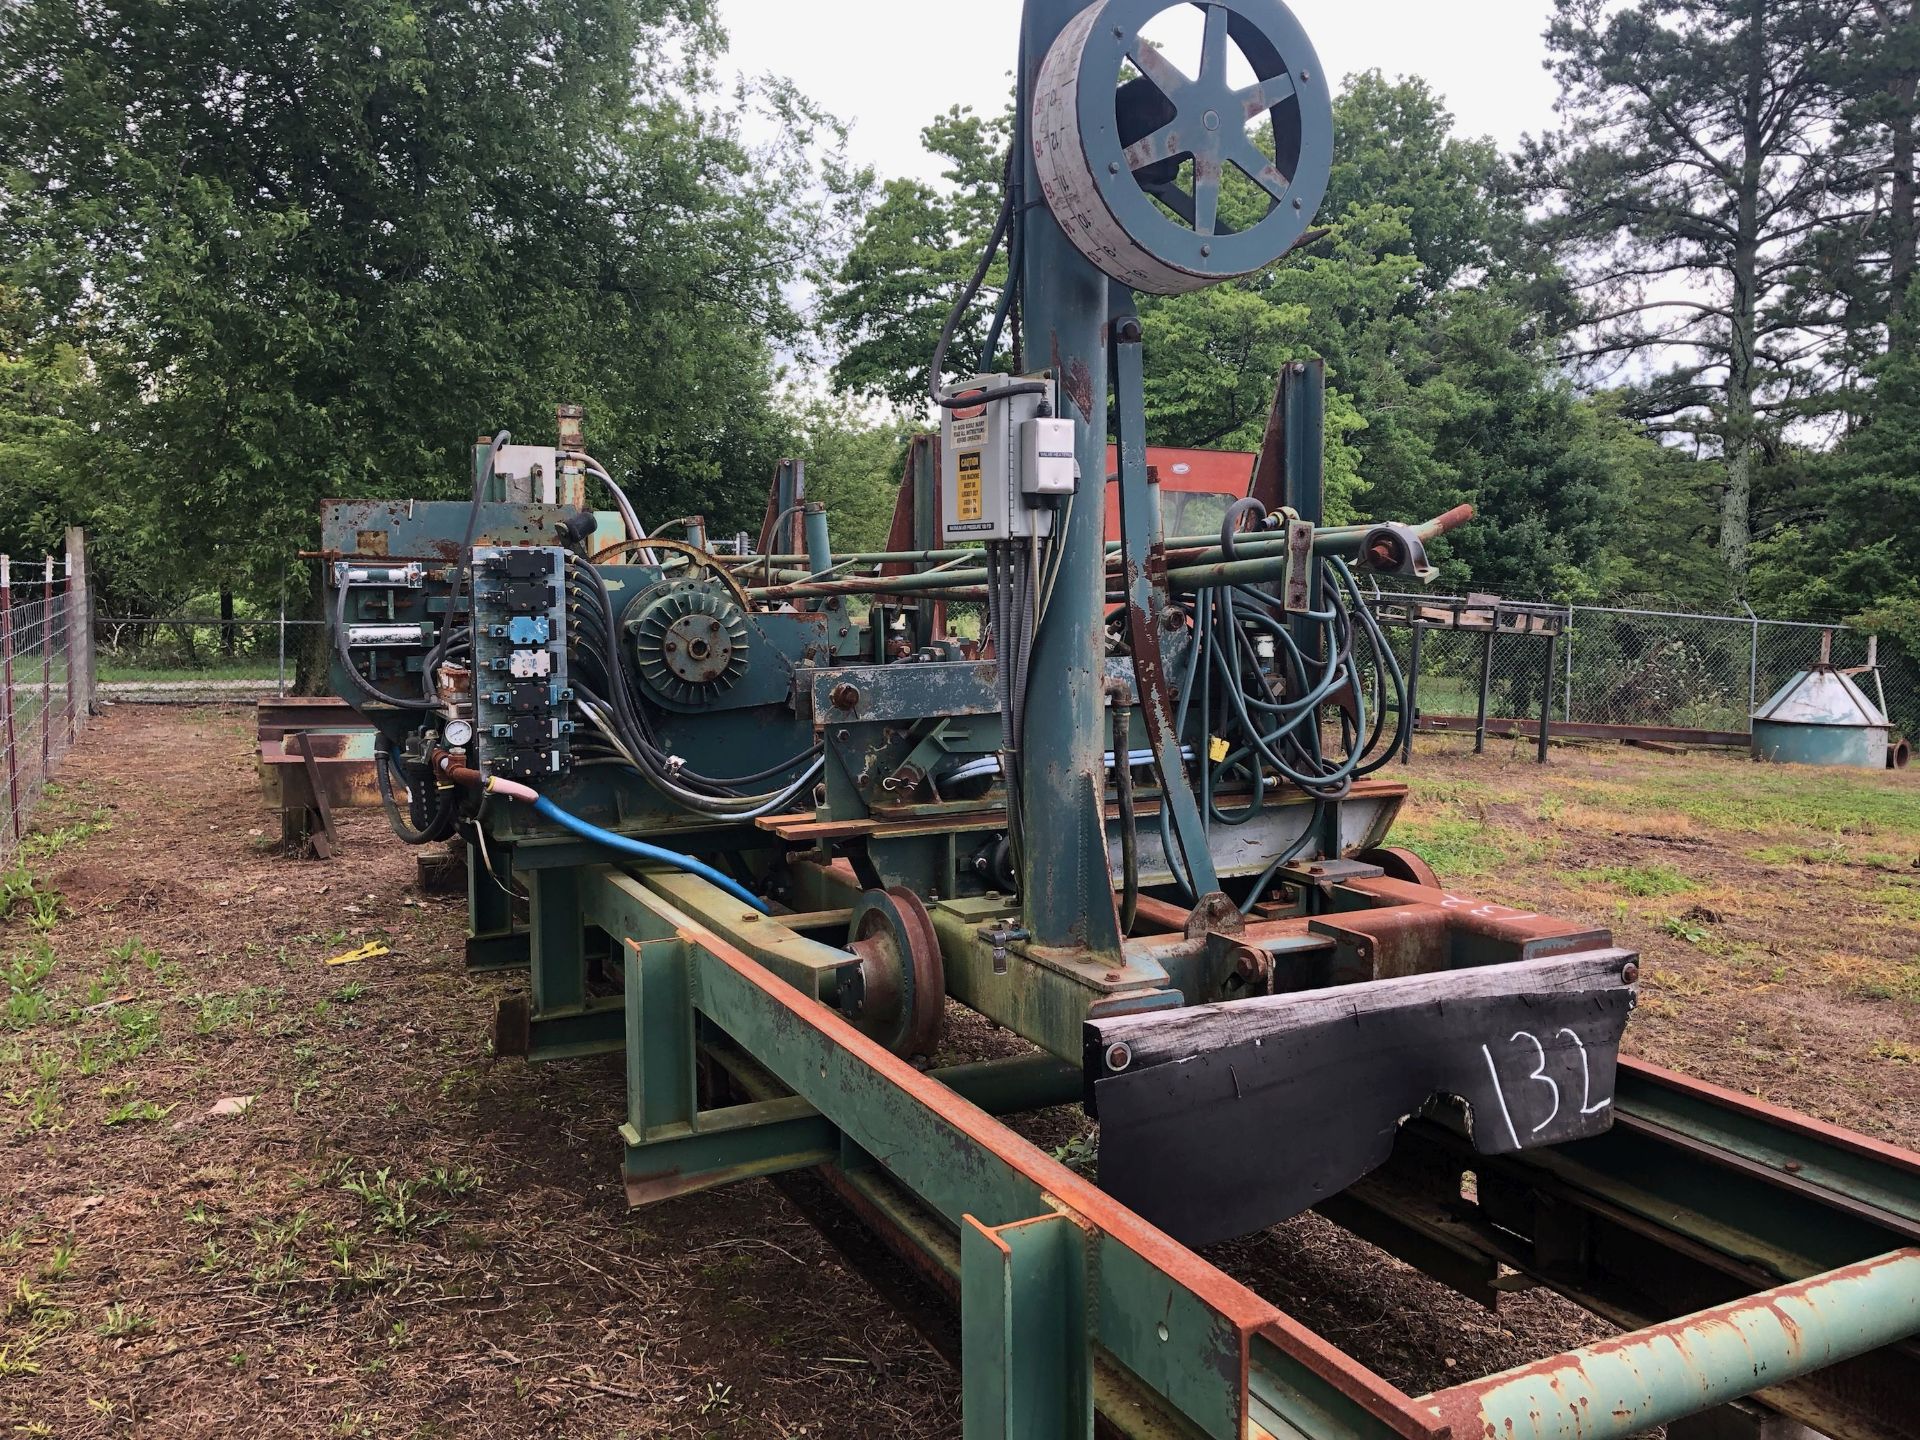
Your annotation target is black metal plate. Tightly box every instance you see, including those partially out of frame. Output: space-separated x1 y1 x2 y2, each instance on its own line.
1086 951 1635 1247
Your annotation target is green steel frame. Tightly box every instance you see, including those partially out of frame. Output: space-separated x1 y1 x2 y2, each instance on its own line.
323 2 1920 1434
577 858 1920 1440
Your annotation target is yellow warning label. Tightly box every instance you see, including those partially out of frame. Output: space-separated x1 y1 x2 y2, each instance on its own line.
1208 735 1230 763
956 451 984 521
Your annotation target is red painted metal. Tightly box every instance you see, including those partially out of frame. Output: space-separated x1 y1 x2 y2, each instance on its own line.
1340 875 1612 954
1100 444 1256 541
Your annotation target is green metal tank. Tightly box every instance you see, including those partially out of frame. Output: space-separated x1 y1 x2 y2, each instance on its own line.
1750 665 1892 768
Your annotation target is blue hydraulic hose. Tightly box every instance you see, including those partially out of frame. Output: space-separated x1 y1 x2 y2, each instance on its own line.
529 795 769 914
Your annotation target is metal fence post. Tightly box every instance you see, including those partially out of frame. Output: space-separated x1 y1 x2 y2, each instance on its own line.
40 557 53 779
65 527 92 720
1475 619 1496 755
61 556 75 745
1743 601 1760 729
1401 621 1423 765
1562 605 1574 724
277 594 287 698
1537 628 1556 765
0 556 18 844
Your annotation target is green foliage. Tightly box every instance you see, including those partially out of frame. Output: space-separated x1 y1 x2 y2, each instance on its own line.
0 0 865 616
1571 864 1695 898
778 395 916 554
1528 0 1862 583
822 106 1011 408
4 0 1917 632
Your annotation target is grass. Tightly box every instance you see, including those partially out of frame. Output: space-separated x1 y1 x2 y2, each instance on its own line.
1570 863 1696 898
1393 814 1537 878
97 659 280 685
102 1097 174 1126
95 1303 154 1339
1588 761 1920 841
340 1166 478 1239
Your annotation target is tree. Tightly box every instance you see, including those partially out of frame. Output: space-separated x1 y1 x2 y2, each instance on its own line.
0 0 863 626
1527 0 1866 586
1819 3 1920 364
778 394 916 554
1750 292 1920 619
821 106 1010 409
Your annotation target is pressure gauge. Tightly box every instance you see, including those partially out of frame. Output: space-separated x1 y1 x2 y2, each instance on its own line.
444 719 476 749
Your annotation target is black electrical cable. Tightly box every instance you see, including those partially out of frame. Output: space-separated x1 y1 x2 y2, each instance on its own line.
929 147 1048 411
374 737 456 844
333 583 437 713
448 431 512 619
1111 696 1138 935
562 555 823 810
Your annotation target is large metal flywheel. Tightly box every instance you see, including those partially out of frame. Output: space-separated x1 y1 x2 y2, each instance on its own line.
1032 0 1332 293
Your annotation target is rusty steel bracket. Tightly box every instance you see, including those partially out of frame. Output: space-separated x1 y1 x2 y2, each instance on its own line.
1111 304 1218 898
1086 949 1639 1247
292 729 341 858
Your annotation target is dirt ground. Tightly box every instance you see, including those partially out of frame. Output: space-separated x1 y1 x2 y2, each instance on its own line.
0 706 1914 1437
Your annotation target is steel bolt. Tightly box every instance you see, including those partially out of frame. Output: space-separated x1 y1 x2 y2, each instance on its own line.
1105 1041 1132 1073
831 682 860 710
1621 962 1639 984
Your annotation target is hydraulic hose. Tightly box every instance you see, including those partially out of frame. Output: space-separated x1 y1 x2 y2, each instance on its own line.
527 796 768 913
375 739 456 844
1111 694 1139 935
426 748 770 912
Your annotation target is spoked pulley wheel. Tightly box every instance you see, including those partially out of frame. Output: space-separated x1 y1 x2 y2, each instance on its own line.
1032 0 1332 294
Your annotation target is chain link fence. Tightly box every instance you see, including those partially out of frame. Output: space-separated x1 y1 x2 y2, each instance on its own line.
2 543 93 867
95 616 325 702
91 592 1919 755
1367 589 1919 753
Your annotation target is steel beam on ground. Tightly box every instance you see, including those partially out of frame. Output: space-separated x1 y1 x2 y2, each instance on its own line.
1414 716 1750 748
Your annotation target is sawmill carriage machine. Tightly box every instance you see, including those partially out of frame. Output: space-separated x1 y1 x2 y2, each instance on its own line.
317 2 1920 1435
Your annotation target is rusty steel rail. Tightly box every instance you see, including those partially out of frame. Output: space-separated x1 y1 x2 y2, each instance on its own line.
588 861 1920 1440
1418 1249 1920 1440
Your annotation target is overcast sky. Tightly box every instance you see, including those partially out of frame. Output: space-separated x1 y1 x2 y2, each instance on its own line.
711 0 1562 184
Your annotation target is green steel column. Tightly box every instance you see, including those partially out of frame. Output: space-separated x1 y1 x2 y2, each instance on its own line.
1421 1249 1920 1440
1017 0 1121 958
1278 361 1326 665
527 866 585 1015
962 1212 1094 1439
803 503 833 576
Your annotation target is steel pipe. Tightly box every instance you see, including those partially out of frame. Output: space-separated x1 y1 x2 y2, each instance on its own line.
740 506 1475 604
1420 1249 1920 1440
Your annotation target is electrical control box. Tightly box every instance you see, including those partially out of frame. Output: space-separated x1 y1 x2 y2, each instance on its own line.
939 374 1072 542
1020 416 1077 497
470 545 573 782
